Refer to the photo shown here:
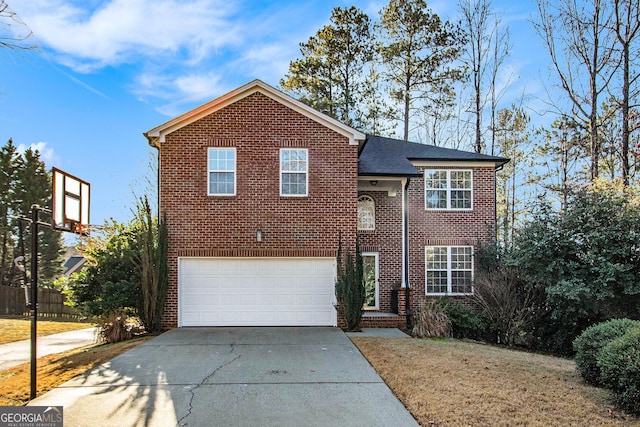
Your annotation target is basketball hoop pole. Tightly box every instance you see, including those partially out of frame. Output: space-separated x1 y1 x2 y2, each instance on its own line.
24 204 52 400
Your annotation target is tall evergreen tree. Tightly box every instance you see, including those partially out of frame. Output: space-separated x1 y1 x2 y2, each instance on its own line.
281 6 374 128
11 147 64 287
378 0 466 141
0 139 18 285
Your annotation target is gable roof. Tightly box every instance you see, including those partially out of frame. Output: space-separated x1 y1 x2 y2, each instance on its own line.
144 79 366 147
358 135 509 176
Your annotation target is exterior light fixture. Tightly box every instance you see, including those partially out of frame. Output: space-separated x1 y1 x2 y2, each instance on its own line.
256 229 263 242
370 180 378 186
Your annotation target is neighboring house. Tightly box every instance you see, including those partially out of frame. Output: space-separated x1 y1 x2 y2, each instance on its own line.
144 80 508 329
63 247 86 278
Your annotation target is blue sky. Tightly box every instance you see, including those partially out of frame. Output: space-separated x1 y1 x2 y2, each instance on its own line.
0 0 545 234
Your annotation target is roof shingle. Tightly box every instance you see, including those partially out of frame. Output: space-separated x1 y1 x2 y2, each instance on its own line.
358 135 509 176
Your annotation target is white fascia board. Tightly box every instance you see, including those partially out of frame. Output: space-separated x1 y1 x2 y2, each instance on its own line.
411 160 503 168
144 80 366 145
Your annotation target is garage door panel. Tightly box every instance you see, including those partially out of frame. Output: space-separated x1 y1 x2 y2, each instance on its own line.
179 258 336 326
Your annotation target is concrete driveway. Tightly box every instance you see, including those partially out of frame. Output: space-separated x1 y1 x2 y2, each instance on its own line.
30 327 419 427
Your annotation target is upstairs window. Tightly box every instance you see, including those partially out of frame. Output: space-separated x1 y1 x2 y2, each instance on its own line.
208 148 236 196
358 195 375 230
280 149 308 196
424 170 472 210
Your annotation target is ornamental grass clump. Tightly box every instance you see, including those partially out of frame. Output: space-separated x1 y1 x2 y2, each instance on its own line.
412 299 452 338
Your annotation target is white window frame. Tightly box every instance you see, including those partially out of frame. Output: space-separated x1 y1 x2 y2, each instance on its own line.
280 148 308 197
425 246 474 295
357 195 376 231
424 169 473 210
208 147 236 196
362 252 379 310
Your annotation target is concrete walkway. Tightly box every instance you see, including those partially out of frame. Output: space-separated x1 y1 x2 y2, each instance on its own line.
29 327 418 427
0 327 99 371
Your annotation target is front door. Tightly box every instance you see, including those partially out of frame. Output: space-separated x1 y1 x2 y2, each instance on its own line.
362 253 379 310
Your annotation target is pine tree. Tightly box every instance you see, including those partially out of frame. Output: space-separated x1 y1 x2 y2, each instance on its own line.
378 0 466 141
281 6 374 128
0 139 18 285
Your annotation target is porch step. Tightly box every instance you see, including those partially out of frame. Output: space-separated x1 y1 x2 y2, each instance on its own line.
359 312 407 329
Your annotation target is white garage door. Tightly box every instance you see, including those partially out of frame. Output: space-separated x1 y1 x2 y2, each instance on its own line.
179 257 337 326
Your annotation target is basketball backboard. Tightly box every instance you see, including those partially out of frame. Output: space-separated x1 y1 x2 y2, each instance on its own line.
52 167 90 234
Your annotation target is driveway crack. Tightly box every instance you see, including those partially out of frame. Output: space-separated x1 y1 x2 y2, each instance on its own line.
177 344 240 427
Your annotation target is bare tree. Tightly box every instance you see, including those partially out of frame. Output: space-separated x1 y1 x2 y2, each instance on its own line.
612 0 640 185
533 0 617 181
459 0 511 154
0 1 37 51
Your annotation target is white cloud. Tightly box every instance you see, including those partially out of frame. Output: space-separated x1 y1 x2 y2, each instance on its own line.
16 141 60 167
134 71 229 116
13 0 241 72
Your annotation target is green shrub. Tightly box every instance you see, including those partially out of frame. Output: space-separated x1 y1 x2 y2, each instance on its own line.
573 318 640 386
435 298 489 340
412 299 452 338
335 236 364 331
598 326 640 414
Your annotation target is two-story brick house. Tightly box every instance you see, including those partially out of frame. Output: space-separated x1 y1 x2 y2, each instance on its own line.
144 80 507 329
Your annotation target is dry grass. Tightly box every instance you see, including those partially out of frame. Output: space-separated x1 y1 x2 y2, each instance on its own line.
352 337 640 426
0 316 95 344
0 337 150 406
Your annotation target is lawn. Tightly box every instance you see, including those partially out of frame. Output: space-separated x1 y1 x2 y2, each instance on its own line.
0 337 151 406
0 316 96 344
351 337 639 427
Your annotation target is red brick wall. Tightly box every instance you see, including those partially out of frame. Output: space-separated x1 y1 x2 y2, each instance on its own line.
158 92 358 327
358 182 403 313
408 166 496 311
358 167 496 316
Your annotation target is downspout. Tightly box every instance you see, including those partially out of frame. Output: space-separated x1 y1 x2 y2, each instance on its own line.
402 177 412 330
494 164 504 242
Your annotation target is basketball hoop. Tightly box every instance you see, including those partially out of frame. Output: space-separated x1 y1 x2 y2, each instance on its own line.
52 167 90 235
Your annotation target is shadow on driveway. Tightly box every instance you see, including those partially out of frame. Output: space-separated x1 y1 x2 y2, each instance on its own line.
30 327 418 427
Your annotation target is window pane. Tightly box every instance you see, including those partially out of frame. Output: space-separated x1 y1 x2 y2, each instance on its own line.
281 172 306 195
209 149 235 172
451 271 472 293
209 172 234 195
363 255 377 308
426 247 447 269
427 271 448 293
281 149 307 172
426 190 447 209
451 190 471 209
425 170 447 188
358 196 375 230
451 171 471 189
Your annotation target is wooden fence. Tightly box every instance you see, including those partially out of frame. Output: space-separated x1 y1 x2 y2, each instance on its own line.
0 284 80 318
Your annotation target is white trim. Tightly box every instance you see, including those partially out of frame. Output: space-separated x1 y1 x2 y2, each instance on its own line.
145 80 366 145
424 169 473 211
207 147 236 196
425 246 474 296
280 148 308 197
412 160 503 168
362 252 379 310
